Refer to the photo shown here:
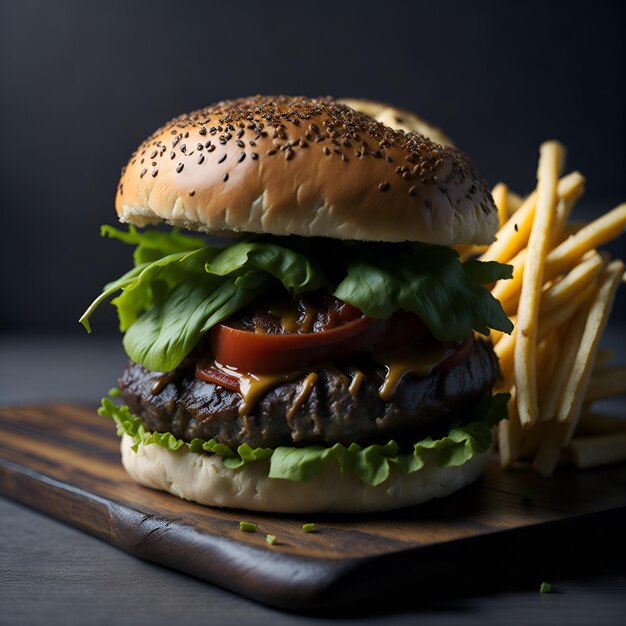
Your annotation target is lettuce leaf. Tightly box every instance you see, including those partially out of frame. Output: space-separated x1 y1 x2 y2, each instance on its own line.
333 243 514 341
80 228 326 371
123 270 272 371
101 224 206 264
205 241 326 294
100 392 509 487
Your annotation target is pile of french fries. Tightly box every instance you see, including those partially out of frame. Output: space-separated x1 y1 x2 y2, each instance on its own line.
461 141 626 476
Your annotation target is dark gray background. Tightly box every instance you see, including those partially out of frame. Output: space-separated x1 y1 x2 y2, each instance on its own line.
1 0 625 335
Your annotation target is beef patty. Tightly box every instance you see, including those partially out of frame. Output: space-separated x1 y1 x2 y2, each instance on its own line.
118 339 499 450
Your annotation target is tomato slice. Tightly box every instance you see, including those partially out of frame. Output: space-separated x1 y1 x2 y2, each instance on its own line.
197 335 474 391
209 314 391 374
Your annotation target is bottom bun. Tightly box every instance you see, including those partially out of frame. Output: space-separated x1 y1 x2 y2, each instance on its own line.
121 434 490 513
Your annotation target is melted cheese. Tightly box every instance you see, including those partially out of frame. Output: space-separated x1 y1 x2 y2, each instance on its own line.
345 366 365 397
375 343 448 401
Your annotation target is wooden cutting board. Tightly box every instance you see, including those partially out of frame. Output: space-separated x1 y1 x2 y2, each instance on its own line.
1 404 625 609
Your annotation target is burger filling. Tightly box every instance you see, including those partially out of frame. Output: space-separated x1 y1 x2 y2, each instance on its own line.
84 226 513 485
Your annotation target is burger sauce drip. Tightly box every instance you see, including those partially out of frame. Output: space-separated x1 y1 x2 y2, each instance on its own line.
268 300 300 334
376 343 448 401
298 299 316 333
239 372 303 415
286 372 319 420
198 361 308 416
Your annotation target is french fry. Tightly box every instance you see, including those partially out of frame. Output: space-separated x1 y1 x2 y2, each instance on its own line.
492 183 509 228
539 298 591 423
481 171 583 265
515 141 565 428
507 190 524 215
481 192 536 264
568 432 626 469
539 281 596 340
532 260 625 475
532 420 569 476
491 176 585 310
491 201 624 306
540 253 604 315
497 248 527 316
584 367 626 403
537 334 560 394
556 260 625 423
495 282 594 386
553 176 585 235
544 204 626 280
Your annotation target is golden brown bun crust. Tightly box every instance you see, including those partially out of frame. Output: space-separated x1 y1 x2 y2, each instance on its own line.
116 96 497 245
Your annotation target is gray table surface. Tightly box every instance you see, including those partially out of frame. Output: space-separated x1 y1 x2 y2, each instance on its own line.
1 330 625 625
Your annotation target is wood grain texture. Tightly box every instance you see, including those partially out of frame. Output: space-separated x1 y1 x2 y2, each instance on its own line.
0 404 625 609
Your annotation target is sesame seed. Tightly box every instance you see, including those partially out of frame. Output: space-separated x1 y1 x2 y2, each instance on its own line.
198 154 205 164
378 181 390 191
250 152 258 160
223 173 229 182
176 163 184 173
218 154 227 163
238 152 246 163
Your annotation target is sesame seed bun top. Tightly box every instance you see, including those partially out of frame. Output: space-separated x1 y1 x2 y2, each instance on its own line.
115 95 498 245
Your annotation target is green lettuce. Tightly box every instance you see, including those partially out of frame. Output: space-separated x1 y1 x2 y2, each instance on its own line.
80 227 326 371
81 227 513 372
100 392 509 487
334 243 514 341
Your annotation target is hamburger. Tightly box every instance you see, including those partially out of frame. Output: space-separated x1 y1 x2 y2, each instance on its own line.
81 95 513 513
